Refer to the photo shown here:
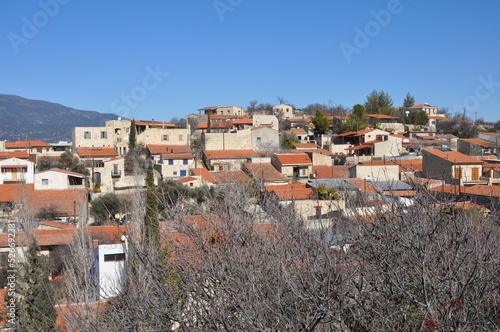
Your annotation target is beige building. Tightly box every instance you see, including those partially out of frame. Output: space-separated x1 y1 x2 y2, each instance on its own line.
273 104 295 119
204 127 279 151
271 153 313 180
253 115 279 131
204 150 260 171
198 105 246 117
73 119 188 156
422 149 484 185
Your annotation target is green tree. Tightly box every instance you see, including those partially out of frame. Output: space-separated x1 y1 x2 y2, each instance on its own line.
351 104 367 123
314 184 341 200
145 162 160 248
17 241 57 331
407 110 429 126
311 109 330 135
281 135 298 150
364 90 393 115
50 150 89 175
90 193 124 224
129 119 137 150
403 92 415 108
335 119 358 134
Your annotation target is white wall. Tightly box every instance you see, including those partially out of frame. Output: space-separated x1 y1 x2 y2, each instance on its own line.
92 243 126 300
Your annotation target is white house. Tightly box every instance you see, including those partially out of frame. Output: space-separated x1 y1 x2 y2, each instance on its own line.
92 242 127 300
34 168 86 190
0 157 34 184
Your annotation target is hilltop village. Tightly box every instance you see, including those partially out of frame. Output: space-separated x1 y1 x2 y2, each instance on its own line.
0 101 499 330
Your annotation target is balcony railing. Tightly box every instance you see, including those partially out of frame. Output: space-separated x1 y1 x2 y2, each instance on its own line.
111 170 122 178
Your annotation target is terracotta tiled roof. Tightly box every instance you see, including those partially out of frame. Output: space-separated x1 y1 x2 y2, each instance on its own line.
274 153 312 165
175 176 198 183
449 201 491 213
147 144 192 154
191 168 215 183
56 300 107 331
479 132 500 137
0 225 128 247
459 138 496 148
429 184 500 198
312 165 350 179
0 183 34 202
333 116 350 120
243 163 289 182
288 118 311 122
210 170 249 184
294 143 319 149
75 147 118 158
409 103 437 108
336 129 375 137
232 118 253 125
5 140 51 148
265 182 314 200
424 149 484 165
288 128 308 135
0 151 30 159
30 189 87 217
345 178 378 193
161 153 194 159
204 150 259 159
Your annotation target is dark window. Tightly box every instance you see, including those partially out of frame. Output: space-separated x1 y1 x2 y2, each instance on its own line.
183 159 188 165
104 253 126 262
168 159 174 165
180 170 187 177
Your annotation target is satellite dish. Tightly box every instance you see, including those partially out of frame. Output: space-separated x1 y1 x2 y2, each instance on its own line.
118 117 122 121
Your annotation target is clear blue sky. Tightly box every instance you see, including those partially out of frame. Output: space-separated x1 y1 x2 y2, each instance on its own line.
2 0 499 122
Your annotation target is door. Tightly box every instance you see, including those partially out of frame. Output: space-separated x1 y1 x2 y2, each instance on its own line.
472 167 479 181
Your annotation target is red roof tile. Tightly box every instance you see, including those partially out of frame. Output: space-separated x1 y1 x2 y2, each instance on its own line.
5 140 51 148
42 168 87 178
424 149 483 165
175 176 198 183
294 143 319 149
409 103 437 108
191 168 216 183
265 182 314 200
0 151 30 159
459 138 496 148
274 153 312 165
479 132 500 137
210 170 249 184
243 163 289 182
0 225 128 247
161 153 194 159
75 147 118 158
232 118 253 125
313 165 350 179
345 178 378 193
196 121 232 129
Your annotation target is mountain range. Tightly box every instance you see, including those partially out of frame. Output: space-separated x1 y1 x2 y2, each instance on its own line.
0 94 119 143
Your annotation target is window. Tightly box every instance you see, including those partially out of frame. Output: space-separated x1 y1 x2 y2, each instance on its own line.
454 167 462 179
180 170 187 177
178 135 183 141
168 159 174 165
183 159 188 165
104 253 126 262
101 131 107 139
472 167 480 181
162 135 169 141
84 131 91 139
42 179 49 185
173 171 177 175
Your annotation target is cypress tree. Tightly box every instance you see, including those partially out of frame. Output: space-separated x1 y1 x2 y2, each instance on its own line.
129 119 137 150
17 241 57 331
144 162 160 248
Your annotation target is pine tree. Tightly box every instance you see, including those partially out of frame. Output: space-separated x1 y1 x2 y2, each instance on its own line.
144 162 160 248
17 241 57 331
129 119 137 150
403 92 415 108
311 109 330 135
